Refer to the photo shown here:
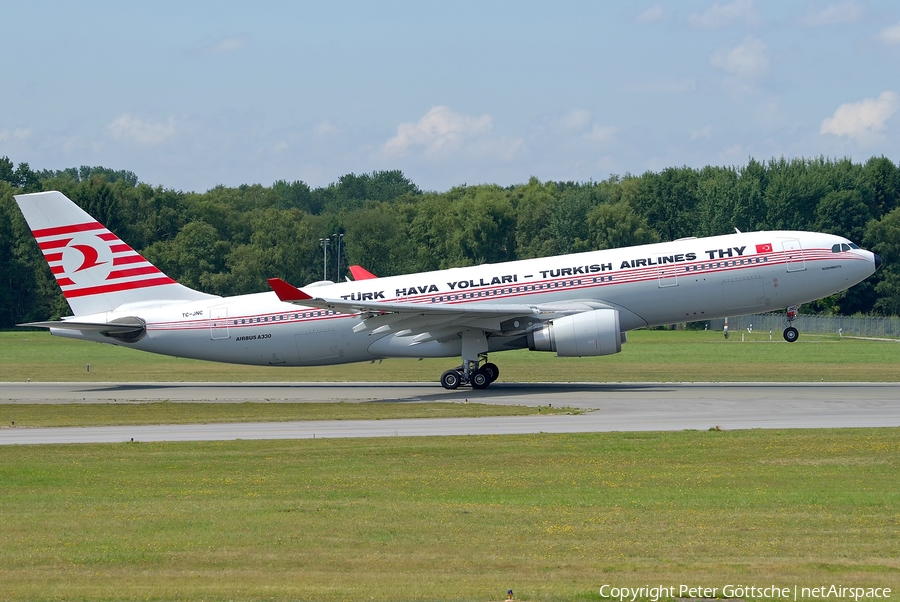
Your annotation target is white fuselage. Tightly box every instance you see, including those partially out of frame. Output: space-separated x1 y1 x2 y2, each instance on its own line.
52 230 878 366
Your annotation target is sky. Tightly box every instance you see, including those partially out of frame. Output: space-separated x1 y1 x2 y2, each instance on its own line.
2 0 900 193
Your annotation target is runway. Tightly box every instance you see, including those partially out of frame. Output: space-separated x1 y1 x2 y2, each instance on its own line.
2 382 899 445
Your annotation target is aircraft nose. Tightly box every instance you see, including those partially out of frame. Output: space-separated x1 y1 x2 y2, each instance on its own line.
874 253 882 271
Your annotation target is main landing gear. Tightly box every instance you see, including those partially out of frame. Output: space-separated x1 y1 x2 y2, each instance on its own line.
440 357 500 390
439 329 499 390
783 305 799 343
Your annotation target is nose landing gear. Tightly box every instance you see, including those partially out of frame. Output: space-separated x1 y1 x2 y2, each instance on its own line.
783 305 800 342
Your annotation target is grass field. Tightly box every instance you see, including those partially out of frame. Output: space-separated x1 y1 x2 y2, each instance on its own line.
3 330 898 601
1 429 898 601
2 329 899 383
0 401 574 428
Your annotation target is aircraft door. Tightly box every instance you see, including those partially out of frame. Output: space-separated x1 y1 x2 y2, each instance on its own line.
781 240 806 272
657 264 678 288
210 307 230 340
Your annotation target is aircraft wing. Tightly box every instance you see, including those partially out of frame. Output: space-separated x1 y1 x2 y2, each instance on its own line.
348 265 378 280
268 277 597 342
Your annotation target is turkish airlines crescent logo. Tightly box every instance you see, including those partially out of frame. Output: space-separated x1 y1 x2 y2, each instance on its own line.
61 235 114 285
71 244 107 271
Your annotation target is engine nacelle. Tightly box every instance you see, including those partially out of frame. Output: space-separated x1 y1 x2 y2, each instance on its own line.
527 309 622 357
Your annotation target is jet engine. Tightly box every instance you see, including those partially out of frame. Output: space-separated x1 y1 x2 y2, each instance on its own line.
527 308 622 357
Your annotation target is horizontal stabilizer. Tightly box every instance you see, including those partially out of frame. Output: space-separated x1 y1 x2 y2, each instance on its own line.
20 318 145 334
17 317 147 342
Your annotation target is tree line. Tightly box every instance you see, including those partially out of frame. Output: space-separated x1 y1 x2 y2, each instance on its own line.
1 154 899 328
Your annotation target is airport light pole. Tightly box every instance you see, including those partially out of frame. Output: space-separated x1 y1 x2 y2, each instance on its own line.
332 232 344 281
319 237 330 281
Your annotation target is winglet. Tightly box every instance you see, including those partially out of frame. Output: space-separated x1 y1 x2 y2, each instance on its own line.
349 265 378 280
267 278 313 301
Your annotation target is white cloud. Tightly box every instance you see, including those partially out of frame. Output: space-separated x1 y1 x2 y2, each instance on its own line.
537 110 617 145
689 0 759 28
820 91 898 141
584 124 617 142
721 143 745 158
800 2 862 26
0 128 31 142
382 106 493 158
559 109 592 131
199 34 250 56
313 120 341 137
690 125 713 141
107 114 176 145
877 21 900 46
636 4 664 23
710 37 769 81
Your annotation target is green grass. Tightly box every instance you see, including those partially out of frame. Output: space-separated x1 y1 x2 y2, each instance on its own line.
1 429 898 601
2 329 899 383
0 401 574 428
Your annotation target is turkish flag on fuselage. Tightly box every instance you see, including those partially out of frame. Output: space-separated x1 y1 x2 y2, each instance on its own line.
756 243 773 253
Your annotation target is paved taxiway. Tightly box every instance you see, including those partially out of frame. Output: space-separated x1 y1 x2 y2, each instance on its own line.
1 382 898 445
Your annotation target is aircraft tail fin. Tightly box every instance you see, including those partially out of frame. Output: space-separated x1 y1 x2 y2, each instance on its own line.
14 191 216 316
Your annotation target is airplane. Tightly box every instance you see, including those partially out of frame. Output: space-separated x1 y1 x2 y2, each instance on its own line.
14 190 882 389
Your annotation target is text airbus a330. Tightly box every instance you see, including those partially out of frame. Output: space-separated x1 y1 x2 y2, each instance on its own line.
15 191 881 389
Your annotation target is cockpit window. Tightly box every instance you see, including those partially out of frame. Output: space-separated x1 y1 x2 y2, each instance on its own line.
833 242 861 252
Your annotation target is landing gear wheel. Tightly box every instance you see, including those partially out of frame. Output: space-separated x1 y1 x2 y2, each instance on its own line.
481 362 499 383
440 369 462 390
783 327 799 343
471 368 491 390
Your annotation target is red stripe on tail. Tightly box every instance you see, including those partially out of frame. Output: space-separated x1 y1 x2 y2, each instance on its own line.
63 277 177 298
112 255 147 266
38 238 73 250
32 222 104 238
106 266 162 280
